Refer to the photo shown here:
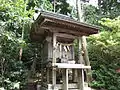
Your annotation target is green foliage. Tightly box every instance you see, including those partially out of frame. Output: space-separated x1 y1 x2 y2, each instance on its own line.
0 21 28 90
0 0 34 89
35 0 53 11
98 0 120 18
83 0 120 26
88 17 120 90
22 43 42 72
55 0 72 15
83 5 99 24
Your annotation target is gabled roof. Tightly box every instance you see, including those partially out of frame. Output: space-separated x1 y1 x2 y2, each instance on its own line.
30 11 99 41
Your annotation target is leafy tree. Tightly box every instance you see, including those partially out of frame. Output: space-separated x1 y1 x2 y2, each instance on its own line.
54 0 72 14
0 0 34 89
83 5 99 24
88 17 120 90
35 0 53 11
82 0 120 25
98 0 120 18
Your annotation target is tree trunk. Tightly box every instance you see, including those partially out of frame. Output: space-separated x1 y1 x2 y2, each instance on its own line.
76 0 92 83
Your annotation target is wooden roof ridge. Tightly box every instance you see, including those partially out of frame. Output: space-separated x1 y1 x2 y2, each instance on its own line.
36 10 99 31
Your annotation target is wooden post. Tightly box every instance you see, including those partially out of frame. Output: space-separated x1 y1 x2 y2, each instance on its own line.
52 33 57 89
47 68 50 83
76 0 92 84
73 69 78 82
63 69 68 90
78 37 84 64
78 37 84 90
82 36 92 83
78 69 84 90
41 49 44 88
71 45 75 60
72 44 77 82
73 68 77 82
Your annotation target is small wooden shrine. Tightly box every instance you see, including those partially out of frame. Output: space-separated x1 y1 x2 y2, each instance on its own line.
30 11 99 90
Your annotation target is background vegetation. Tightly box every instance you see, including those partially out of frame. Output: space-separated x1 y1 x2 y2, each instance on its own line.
0 0 120 90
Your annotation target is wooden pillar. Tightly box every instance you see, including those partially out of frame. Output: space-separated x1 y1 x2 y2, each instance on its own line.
78 69 84 90
47 68 50 83
63 69 68 90
52 33 56 89
71 45 74 60
82 36 92 82
78 37 84 64
41 45 44 87
78 37 84 90
73 69 78 82
72 42 77 82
